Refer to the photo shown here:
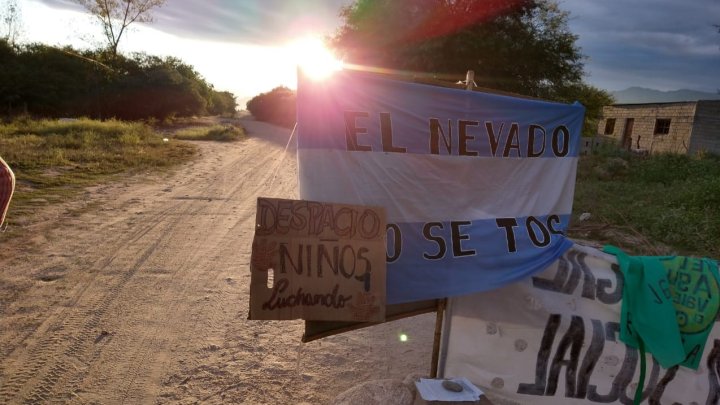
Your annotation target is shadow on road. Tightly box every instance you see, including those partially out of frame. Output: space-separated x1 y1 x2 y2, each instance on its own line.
238 115 296 151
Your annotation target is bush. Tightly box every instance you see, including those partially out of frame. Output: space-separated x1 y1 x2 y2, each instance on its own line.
0 40 238 120
174 125 245 142
246 87 296 128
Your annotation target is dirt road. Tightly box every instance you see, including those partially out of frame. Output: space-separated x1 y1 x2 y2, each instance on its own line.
0 117 434 404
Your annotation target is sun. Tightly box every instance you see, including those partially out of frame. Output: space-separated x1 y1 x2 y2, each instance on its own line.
287 37 343 80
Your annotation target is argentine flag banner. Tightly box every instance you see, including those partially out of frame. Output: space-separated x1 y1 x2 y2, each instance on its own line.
297 70 585 304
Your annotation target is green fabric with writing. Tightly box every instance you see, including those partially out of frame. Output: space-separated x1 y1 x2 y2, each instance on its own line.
603 246 720 369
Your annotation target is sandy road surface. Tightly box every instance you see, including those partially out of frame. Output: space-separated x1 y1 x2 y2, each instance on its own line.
0 117 434 404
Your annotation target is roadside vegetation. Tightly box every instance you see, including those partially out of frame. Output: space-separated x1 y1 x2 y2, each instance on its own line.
0 39 237 120
246 87 296 128
571 146 720 258
0 117 196 230
173 124 245 142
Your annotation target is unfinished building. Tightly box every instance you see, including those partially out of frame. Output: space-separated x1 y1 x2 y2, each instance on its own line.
597 100 720 155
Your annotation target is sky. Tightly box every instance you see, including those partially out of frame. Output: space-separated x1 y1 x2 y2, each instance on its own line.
14 0 720 106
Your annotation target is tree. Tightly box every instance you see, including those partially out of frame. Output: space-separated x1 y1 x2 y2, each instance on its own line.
332 0 612 135
333 0 584 96
549 83 615 136
73 0 166 57
209 91 238 116
0 42 237 119
246 87 296 128
0 0 22 45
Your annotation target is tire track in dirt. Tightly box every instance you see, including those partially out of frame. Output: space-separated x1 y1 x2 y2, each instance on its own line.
99 120 296 404
72 119 292 403
0 213 172 400
1 209 181 403
22 239 163 403
40 184 244 402
1 119 290 403
0 117 434 404
0 187 180 367
98 154 285 403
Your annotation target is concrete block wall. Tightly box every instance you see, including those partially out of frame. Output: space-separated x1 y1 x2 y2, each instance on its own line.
689 100 720 155
598 102 696 154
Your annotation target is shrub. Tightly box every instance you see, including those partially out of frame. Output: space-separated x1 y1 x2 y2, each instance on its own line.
174 125 245 142
0 40 237 120
246 87 296 128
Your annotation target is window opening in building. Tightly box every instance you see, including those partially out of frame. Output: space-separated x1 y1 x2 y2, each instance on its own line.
604 118 616 135
654 119 671 135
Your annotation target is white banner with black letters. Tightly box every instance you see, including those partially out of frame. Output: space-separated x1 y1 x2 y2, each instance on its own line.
442 243 720 404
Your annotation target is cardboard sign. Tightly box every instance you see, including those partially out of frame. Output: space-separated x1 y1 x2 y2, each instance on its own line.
249 198 386 322
441 244 720 404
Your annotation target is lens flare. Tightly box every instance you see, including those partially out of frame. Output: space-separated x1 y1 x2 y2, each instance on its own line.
287 36 343 80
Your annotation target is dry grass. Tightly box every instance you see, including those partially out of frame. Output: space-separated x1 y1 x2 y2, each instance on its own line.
0 117 196 231
173 124 245 142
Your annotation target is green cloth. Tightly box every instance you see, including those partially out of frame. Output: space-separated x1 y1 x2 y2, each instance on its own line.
603 246 720 369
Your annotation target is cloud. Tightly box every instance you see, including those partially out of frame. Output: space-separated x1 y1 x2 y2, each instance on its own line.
37 0 353 44
583 44 720 92
565 0 720 51
561 0 720 91
608 31 718 57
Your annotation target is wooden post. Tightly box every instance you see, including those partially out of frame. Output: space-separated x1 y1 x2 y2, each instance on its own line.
430 298 446 378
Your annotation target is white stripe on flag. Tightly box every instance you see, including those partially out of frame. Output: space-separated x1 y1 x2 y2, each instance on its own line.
299 149 577 223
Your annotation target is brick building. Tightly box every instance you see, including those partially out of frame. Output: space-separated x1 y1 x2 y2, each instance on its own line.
597 100 720 155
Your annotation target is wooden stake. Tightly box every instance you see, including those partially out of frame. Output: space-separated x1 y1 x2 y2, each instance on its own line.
430 298 446 378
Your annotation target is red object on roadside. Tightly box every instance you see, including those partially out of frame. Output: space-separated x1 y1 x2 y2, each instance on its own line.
0 155 15 228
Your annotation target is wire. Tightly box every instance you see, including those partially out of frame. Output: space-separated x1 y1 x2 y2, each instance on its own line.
267 122 297 192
